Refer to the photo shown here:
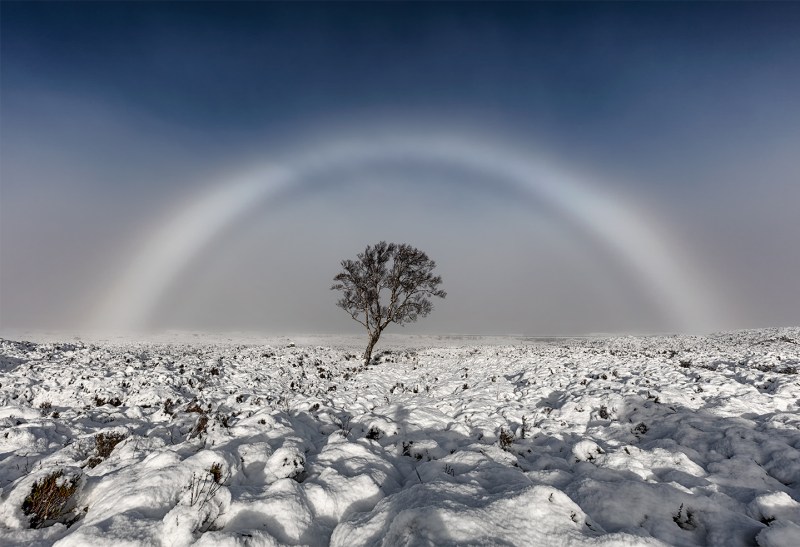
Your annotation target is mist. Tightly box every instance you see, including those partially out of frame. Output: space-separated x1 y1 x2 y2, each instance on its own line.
2 2 798 336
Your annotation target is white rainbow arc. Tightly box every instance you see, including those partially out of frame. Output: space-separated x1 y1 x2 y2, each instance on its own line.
91 132 719 332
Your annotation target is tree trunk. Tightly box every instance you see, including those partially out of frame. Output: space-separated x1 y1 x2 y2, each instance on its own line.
363 331 381 365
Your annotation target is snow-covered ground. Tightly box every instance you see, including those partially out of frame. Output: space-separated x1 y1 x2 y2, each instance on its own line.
1 328 799 546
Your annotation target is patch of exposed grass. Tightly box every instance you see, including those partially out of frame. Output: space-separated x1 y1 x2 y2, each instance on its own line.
95 432 126 459
22 471 80 529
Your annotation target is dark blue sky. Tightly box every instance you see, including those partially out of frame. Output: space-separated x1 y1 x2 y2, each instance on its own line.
5 3 798 148
2 2 799 334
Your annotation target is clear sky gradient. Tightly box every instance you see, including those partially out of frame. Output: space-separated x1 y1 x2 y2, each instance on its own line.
1 2 798 335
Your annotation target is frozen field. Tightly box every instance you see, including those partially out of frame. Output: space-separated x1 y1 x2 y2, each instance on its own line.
1 328 799 546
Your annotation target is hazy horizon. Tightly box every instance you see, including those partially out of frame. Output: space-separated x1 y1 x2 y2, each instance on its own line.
2 2 799 336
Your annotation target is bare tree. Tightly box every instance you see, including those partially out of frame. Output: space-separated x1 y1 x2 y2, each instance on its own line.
332 242 446 364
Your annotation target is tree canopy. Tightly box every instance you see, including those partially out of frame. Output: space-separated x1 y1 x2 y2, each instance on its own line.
332 241 446 363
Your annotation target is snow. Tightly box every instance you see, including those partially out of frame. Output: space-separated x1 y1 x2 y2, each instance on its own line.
0 328 799 546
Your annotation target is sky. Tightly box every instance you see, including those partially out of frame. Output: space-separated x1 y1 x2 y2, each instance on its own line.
1 1 799 336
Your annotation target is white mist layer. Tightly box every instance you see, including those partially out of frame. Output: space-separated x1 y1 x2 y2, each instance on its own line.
91 131 721 334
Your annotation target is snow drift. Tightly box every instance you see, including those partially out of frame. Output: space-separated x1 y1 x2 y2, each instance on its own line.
1 329 798 545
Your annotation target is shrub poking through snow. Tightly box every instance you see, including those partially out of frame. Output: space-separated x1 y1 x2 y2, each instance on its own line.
334 415 352 437
218 413 234 428
186 400 204 413
520 415 530 439
22 470 80 529
209 462 223 485
93 395 122 407
190 414 209 439
163 466 232 540
187 469 226 508
95 432 126 459
572 440 605 463
673 504 697 530
86 432 126 468
499 427 514 451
